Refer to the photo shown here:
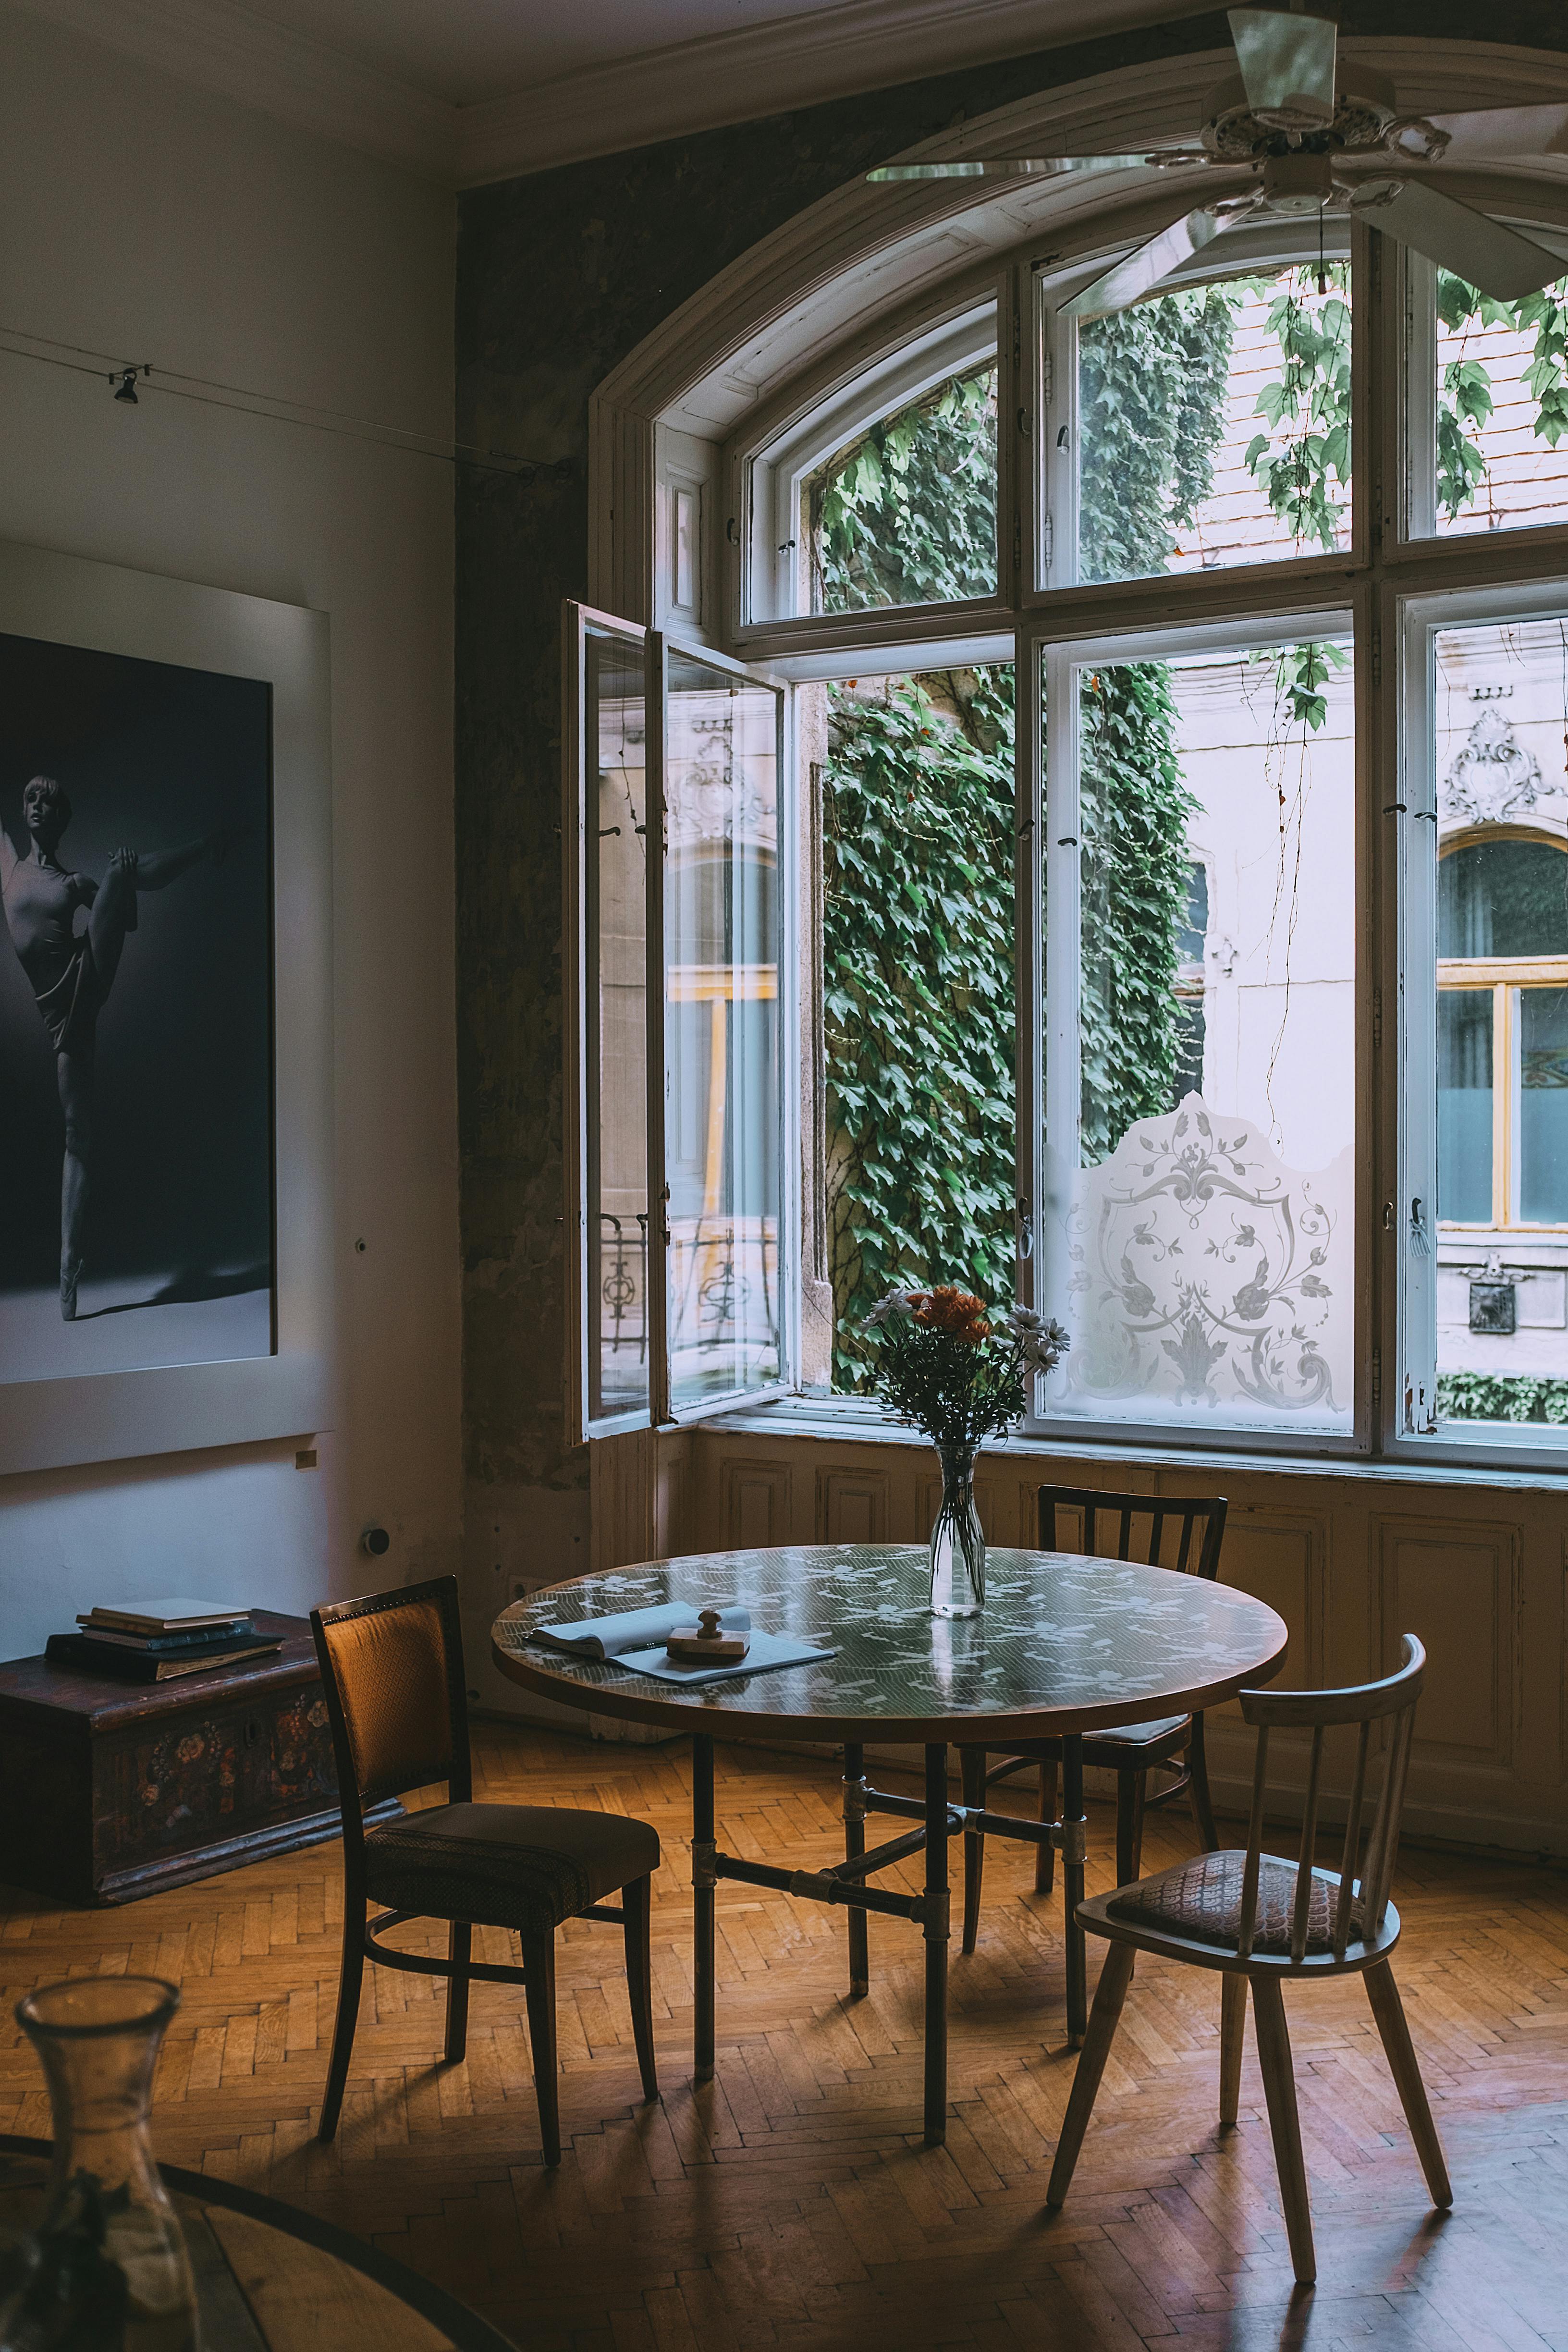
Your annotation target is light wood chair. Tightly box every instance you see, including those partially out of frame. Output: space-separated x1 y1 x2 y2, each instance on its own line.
958 1485 1228 1954
310 1576 659 2166
1045 1634 1449 2288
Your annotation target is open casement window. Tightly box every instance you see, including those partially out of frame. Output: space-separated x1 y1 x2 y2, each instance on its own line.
1399 589 1568 1452
565 603 791 1440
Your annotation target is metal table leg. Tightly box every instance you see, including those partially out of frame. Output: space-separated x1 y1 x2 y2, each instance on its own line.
691 1732 716 2081
922 1743 949 2146
842 1742 869 1997
1062 1731 1087 2046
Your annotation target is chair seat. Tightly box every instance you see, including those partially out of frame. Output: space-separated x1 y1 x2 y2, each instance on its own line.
1103 1848 1367 1956
365 1801 660 1934
984 1716 1191 1762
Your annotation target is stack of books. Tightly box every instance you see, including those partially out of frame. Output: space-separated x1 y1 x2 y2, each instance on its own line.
46 1600 281 1684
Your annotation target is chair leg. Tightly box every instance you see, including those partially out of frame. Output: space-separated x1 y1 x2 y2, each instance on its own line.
1115 1771 1147 1888
960 1748 986 1956
444 1922 471 2065
1364 1959 1452 2209
1250 1976 1316 2288
1045 1939 1135 2208
522 1929 562 2167
622 1874 659 2103
1187 1713 1219 1851
1033 1759 1058 1896
318 1896 365 2144
1219 1972 1247 2128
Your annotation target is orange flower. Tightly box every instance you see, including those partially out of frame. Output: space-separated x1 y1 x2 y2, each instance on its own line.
910 1285 992 1342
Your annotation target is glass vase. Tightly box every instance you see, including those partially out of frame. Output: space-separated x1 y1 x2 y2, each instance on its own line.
928 1441 985 1617
0 1977 199 2352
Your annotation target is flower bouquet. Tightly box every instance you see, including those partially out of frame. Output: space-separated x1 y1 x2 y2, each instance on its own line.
860 1286 1069 1615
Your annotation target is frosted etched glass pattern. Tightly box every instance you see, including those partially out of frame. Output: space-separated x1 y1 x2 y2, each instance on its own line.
664 651 783 1408
1041 634 1355 1435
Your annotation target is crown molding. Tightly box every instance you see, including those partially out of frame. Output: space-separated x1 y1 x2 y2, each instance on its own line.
457 0 1184 186
10 0 1189 191
9 0 458 183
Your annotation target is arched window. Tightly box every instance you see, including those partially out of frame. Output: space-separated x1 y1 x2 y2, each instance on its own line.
576 46 1568 1458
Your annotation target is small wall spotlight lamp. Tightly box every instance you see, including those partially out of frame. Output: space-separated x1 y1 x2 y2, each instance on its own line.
111 366 148 404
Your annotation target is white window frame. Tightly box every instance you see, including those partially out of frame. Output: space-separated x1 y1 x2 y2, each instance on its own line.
582 145 1568 1470
564 601 797 1441
1396 573 1568 1466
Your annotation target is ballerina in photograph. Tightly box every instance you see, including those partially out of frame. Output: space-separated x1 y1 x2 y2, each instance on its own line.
0 775 237 1320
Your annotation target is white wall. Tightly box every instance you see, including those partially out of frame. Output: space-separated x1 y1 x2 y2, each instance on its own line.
0 6 462 1649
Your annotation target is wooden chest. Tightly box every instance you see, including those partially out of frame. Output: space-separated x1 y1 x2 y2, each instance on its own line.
0 1612 386 1907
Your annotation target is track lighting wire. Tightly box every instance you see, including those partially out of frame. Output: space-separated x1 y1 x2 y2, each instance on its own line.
0 324 568 479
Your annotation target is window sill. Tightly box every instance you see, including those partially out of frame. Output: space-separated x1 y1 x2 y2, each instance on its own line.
703 1392 1568 1491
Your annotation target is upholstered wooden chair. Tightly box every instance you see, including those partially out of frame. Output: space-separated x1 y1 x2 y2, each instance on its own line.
957 1485 1228 1954
310 1576 659 2166
1046 1634 1448 2287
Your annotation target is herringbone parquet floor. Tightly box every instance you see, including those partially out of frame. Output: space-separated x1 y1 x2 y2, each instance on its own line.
2 1724 1566 2350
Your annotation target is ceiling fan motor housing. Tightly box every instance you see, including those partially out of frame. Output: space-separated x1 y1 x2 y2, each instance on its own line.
1202 62 1397 159
1260 150 1337 210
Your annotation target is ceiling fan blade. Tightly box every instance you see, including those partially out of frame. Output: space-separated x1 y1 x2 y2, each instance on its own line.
867 155 1176 183
1061 208 1226 320
1349 178 1564 299
1227 7 1337 130
1386 103 1568 166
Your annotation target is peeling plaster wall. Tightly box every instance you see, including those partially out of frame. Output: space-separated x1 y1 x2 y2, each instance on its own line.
453 1 1568 1701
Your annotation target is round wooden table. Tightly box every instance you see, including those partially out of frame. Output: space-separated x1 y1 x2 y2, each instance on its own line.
492 1543 1288 2145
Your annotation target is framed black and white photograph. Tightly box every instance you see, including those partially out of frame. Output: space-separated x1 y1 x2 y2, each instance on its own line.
0 540 331 1475
0 629 274 1374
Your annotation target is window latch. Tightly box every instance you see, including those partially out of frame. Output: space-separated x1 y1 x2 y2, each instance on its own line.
1015 1196 1034 1262
1409 1197 1431 1257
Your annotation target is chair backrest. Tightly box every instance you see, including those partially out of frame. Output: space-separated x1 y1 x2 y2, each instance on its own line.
310 1577 471 1832
1037 1483 1228 1580
1234 1634 1426 1965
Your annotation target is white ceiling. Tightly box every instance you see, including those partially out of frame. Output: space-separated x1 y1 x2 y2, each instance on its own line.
11 0 1189 185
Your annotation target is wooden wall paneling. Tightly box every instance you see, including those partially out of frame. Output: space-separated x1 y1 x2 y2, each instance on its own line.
1375 1513 1521 1776
588 1426 654 1574
718 1456 796 1550
816 1464 891 1543
652 1427 696 1559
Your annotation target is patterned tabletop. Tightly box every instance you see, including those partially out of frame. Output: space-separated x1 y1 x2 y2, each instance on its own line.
490 1545 1289 1746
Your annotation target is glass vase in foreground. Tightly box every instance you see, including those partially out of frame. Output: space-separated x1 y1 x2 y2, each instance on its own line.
0 1976 198 2352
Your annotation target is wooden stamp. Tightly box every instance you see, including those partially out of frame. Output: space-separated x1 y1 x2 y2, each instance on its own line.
665 1609 750 1663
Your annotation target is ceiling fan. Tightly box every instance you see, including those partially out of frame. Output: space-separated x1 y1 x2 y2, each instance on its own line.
868 5 1568 313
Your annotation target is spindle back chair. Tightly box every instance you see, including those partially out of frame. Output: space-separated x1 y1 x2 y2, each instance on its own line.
1045 1635 1448 2287
957 1485 1228 1956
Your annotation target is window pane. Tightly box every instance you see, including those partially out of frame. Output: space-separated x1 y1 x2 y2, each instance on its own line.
805 362 997 614
664 652 783 1408
818 666 1016 1389
1433 272 1568 539
1073 261 1350 587
586 628 650 1420
1432 616 1568 1426
1520 987 1568 1223
1041 633 1354 1436
1440 839 1568 957
1437 990 1494 1223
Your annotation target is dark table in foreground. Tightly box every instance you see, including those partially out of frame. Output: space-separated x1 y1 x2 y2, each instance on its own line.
492 1543 1288 2144
0 2137 514 2352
